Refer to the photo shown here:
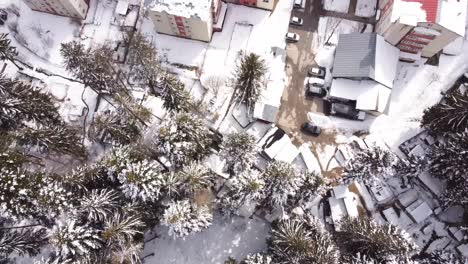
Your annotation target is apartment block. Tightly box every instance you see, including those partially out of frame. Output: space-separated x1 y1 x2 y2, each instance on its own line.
22 0 90 19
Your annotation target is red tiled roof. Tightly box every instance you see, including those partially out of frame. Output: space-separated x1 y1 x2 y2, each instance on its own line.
403 0 439 22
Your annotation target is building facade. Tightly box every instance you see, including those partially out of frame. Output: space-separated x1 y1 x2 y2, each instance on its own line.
376 0 467 61
225 0 277 10
148 0 224 42
22 0 89 19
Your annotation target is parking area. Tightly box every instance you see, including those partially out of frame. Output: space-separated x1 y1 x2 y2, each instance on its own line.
275 0 335 146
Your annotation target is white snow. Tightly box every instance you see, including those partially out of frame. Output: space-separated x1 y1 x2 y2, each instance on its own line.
143 215 270 264
374 35 400 88
299 144 321 173
355 0 377 18
323 0 350 13
407 201 433 223
438 0 468 37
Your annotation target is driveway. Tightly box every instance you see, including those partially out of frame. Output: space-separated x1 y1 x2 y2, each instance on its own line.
275 0 337 147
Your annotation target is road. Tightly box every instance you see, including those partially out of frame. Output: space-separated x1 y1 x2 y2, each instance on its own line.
275 0 337 148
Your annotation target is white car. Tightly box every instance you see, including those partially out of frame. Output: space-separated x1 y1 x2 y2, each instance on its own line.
286 32 300 42
290 16 303 26
306 77 325 86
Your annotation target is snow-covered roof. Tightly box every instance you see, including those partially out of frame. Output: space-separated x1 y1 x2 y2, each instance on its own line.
383 207 400 226
253 103 279 123
329 197 347 230
333 185 349 199
332 33 399 88
343 196 359 218
148 0 212 21
407 201 432 223
299 144 321 174
329 79 392 113
116 0 129 15
389 0 467 37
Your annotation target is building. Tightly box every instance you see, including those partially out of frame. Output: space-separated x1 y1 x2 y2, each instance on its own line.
329 33 399 115
376 0 467 61
147 0 226 42
22 0 90 19
224 0 278 10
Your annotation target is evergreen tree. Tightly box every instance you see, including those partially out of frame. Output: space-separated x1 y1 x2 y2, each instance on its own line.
0 226 45 259
286 171 325 210
268 215 339 264
117 159 165 203
335 217 416 262
78 189 120 222
101 212 144 250
0 168 36 218
218 168 265 216
221 131 258 174
261 161 303 211
158 73 193 113
421 90 468 134
174 162 215 198
15 126 86 158
394 155 428 178
0 33 17 61
150 112 213 166
162 199 212 238
48 220 102 262
231 52 267 110
344 145 396 183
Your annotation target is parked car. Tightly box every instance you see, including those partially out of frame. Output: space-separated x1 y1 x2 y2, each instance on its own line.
293 0 303 9
308 66 326 78
306 85 327 98
290 16 303 26
301 121 321 136
330 102 366 121
306 77 325 87
286 32 300 42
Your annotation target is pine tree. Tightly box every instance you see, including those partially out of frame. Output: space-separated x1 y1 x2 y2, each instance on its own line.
101 212 144 248
174 162 215 198
394 155 428 178
221 131 258 174
48 220 102 262
344 145 396 183
421 90 468 134
117 159 165 203
218 168 265 216
0 227 45 259
109 241 143 264
268 215 339 264
150 112 213 166
15 125 86 158
241 253 272 264
162 199 212 238
78 189 120 222
261 161 304 211
0 33 17 61
231 52 267 110
0 168 36 218
158 73 193 113
286 171 325 210
335 217 416 262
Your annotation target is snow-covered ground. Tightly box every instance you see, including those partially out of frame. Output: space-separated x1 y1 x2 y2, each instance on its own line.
143 215 270 264
355 0 377 18
323 0 350 13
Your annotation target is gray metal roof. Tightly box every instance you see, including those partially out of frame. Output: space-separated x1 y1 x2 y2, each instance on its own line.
332 33 376 79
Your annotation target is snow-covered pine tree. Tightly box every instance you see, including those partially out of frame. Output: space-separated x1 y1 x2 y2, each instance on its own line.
162 199 213 238
218 168 265 216
0 226 45 259
221 131 258 174
0 150 29 171
0 33 17 61
268 215 339 264
241 253 272 264
34 172 74 219
421 90 468 134
336 217 416 262
78 189 120 222
151 112 213 166
117 159 165 203
174 162 215 198
108 241 143 264
394 155 428 178
0 167 36 218
101 212 144 249
48 220 102 262
158 73 193 113
15 126 86 158
101 145 148 180
231 52 267 110
286 171 326 210
344 145 396 183
261 161 303 211
90 107 143 146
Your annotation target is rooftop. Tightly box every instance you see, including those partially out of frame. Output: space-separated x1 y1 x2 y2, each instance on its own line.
147 0 212 21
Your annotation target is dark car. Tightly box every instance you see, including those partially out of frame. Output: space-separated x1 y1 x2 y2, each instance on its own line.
330 102 366 121
308 66 326 79
301 122 321 136
306 85 327 98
